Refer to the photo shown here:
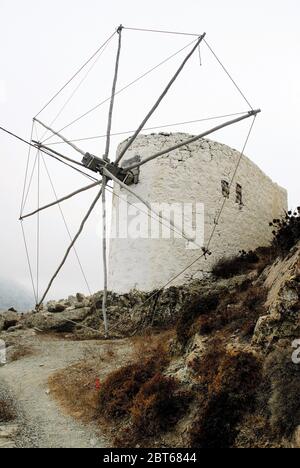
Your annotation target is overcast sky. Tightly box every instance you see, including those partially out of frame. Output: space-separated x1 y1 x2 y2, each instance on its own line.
0 0 299 304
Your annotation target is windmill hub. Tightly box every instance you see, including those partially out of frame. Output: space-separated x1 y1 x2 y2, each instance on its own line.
81 152 140 186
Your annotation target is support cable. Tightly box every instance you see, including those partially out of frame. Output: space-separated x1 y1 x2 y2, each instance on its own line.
123 26 201 37
115 115 258 327
104 167 201 247
39 35 114 141
22 150 39 219
104 183 201 249
46 111 250 146
34 119 87 157
34 30 117 118
124 110 261 171
206 115 257 249
116 33 206 164
37 186 103 308
20 120 34 217
20 221 38 306
35 145 98 181
0 126 96 182
41 38 199 142
41 155 92 295
204 39 253 110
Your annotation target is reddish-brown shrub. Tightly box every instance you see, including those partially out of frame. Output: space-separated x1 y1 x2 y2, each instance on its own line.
189 347 262 448
176 293 220 345
265 345 300 437
130 373 192 437
99 347 169 420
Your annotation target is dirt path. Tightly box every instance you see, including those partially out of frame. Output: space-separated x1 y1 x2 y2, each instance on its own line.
0 336 125 448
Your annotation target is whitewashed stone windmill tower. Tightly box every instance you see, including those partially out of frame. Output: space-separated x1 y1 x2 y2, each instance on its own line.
108 133 287 293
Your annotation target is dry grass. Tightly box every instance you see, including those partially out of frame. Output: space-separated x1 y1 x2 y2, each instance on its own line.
48 332 174 434
10 344 34 362
131 329 175 360
49 360 102 421
48 342 124 422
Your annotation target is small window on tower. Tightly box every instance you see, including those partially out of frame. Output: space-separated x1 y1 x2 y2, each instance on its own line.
236 183 243 205
221 180 230 198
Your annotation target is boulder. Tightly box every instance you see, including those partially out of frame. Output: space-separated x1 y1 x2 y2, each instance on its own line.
0 311 20 332
24 307 91 333
47 301 66 313
76 293 85 303
64 307 91 322
25 313 75 333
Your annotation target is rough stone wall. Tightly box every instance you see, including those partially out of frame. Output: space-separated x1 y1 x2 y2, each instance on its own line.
108 133 287 293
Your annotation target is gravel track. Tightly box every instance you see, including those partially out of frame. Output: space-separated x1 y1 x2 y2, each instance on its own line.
0 336 112 448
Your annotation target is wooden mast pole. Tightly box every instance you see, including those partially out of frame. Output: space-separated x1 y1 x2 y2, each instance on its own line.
101 25 123 337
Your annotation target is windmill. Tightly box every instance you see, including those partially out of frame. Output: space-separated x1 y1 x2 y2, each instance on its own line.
1 25 260 337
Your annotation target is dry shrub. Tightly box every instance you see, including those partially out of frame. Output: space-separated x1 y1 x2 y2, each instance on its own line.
99 345 169 420
130 373 192 437
270 210 300 256
212 251 259 279
265 344 300 437
0 399 15 423
131 330 174 360
189 343 262 448
197 285 267 339
176 293 220 346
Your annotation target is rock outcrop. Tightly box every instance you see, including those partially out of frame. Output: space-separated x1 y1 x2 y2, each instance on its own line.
254 242 300 347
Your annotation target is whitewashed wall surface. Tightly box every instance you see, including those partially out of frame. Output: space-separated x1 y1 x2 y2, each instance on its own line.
108 133 288 293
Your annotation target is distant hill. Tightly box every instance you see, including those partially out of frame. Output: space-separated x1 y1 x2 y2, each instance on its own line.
0 278 33 311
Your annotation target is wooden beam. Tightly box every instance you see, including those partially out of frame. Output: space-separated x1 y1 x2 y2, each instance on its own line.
115 33 206 164
20 180 101 220
32 140 87 168
37 186 103 308
34 118 87 157
104 25 123 159
103 167 201 248
124 110 261 171
101 175 109 337
101 26 123 336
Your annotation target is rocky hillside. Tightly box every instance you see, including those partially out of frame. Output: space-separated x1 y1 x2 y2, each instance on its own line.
91 242 300 448
1 215 299 448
